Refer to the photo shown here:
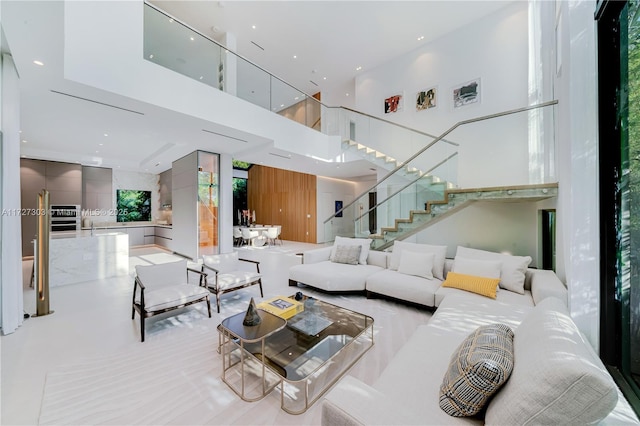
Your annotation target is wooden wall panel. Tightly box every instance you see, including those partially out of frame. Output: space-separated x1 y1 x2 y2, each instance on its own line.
248 165 317 243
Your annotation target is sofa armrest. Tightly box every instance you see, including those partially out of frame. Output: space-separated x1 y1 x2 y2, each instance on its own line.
302 246 333 264
529 269 568 305
321 376 421 426
366 250 388 268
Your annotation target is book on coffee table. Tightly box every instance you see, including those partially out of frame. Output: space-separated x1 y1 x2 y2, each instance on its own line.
257 296 304 319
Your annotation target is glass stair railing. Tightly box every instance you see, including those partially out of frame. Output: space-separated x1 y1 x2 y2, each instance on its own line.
324 100 559 250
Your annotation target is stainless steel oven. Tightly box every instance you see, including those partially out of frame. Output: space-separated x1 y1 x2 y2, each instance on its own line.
50 205 81 232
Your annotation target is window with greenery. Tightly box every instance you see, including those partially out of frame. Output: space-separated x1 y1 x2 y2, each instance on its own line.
116 189 151 222
597 0 640 413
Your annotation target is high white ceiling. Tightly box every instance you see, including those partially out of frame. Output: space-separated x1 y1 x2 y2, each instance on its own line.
2 0 514 179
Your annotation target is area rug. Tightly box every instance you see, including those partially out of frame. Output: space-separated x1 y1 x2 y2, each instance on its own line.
38 324 226 425
36 315 322 426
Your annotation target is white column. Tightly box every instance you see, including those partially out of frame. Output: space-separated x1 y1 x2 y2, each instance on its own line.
219 153 233 253
220 32 237 97
1 52 24 335
554 0 600 351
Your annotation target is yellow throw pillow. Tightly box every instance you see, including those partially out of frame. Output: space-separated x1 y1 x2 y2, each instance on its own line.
442 272 500 299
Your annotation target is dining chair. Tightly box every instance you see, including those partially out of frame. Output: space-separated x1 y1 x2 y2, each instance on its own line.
265 227 279 246
241 227 259 246
233 227 243 246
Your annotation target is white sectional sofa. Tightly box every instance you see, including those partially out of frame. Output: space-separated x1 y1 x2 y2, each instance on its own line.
289 240 567 309
288 239 387 292
321 294 640 425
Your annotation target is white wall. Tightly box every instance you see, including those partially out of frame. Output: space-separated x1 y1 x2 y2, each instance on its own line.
316 176 359 243
1 52 24 334
354 2 531 188
415 201 541 266
553 0 600 350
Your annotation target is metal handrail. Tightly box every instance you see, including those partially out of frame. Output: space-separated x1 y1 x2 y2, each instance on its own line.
324 100 559 224
332 106 459 147
354 152 459 222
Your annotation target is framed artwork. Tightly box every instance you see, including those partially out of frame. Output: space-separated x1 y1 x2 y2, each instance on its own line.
335 200 343 217
452 78 480 108
384 93 404 114
416 87 437 111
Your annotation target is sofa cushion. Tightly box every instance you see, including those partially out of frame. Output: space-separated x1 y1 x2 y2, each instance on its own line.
289 260 382 292
390 241 447 280
440 323 514 417
398 251 435 279
435 286 534 308
485 297 619 425
455 246 531 294
452 257 501 279
330 244 361 265
136 283 209 311
331 236 371 265
366 269 441 307
441 272 500 299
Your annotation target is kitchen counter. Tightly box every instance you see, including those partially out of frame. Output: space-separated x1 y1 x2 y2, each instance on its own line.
39 231 129 287
80 223 172 230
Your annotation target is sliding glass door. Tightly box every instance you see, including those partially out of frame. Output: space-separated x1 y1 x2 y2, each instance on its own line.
598 0 640 411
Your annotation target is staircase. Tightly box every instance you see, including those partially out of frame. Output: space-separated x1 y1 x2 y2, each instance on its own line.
369 183 559 250
341 140 456 190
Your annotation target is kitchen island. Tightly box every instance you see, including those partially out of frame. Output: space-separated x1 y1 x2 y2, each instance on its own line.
39 230 129 287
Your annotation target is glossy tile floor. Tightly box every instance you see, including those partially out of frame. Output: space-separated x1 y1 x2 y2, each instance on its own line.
2 242 432 425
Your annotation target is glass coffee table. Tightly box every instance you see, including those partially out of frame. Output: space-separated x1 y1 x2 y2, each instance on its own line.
218 295 374 414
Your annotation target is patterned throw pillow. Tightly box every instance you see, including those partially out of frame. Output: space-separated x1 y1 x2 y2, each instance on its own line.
439 323 515 417
330 245 362 265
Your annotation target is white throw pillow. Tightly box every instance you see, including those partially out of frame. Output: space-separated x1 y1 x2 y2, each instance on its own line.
452 257 502 279
398 251 435 279
455 246 532 294
390 241 447 280
330 236 371 265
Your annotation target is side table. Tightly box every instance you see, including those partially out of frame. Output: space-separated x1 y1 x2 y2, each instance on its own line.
218 309 287 402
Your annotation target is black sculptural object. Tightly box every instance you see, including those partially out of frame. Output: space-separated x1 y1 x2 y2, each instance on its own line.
243 297 262 326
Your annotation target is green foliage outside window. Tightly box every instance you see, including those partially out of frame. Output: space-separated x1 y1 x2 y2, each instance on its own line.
116 189 151 222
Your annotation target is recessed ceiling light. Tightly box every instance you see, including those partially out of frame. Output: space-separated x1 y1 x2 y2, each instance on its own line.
252 25 256 29
33 60 44 66
323 77 327 80
346 93 350 97
356 66 362 71
169 18 174 23
22 140 27 143
294 96 299 100
280 104 284 107
149 54 154 59
293 55 297 59
99 143 103 146
19 130 22 133
104 133 108 137
190 36 195 41
417 36 425 41
199 76 204 80
95 150 99 153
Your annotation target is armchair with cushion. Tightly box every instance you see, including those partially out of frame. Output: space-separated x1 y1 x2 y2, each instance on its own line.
201 252 263 312
132 259 211 342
